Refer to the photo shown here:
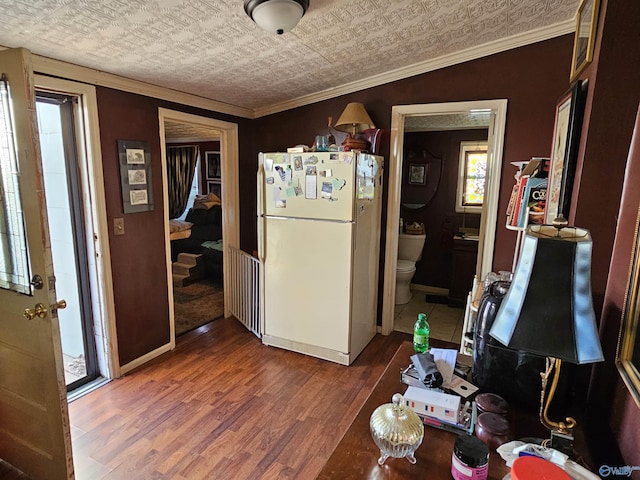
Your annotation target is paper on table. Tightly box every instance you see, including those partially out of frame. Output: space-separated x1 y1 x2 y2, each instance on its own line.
449 374 479 397
430 348 457 388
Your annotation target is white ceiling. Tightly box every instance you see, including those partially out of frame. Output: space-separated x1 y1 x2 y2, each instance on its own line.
0 0 579 118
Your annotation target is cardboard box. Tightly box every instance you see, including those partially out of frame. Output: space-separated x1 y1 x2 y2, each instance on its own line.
404 386 461 423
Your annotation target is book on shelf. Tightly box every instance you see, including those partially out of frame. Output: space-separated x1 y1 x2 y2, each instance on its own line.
525 177 547 225
505 184 519 220
506 157 550 228
510 174 530 227
518 177 547 227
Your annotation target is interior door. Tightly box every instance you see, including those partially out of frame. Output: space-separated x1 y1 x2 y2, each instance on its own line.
0 48 74 479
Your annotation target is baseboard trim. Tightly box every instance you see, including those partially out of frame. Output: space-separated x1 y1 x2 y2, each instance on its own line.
410 284 449 297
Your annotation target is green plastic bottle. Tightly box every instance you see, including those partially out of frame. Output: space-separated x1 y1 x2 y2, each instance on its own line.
413 313 430 353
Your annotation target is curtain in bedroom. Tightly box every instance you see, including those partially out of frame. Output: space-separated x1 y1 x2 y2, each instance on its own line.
167 145 199 219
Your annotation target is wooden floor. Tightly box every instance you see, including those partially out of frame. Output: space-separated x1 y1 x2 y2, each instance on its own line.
3 317 412 479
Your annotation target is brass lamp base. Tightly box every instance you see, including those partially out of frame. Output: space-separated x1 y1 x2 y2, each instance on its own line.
540 357 576 433
341 133 368 152
540 357 576 455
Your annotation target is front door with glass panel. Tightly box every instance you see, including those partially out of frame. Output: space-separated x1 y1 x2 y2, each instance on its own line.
0 48 74 479
36 92 99 391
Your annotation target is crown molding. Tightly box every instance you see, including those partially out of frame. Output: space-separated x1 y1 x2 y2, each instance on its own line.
2 18 574 120
253 19 575 118
20 51 254 119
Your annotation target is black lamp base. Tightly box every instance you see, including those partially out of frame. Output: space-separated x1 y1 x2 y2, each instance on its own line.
550 429 574 457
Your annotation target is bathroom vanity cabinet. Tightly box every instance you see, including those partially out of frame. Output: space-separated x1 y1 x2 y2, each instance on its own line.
449 236 479 307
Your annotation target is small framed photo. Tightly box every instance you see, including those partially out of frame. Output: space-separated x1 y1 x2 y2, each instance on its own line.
206 151 221 180
126 148 145 164
570 0 600 83
127 169 146 185
129 189 148 206
207 181 221 198
409 164 426 185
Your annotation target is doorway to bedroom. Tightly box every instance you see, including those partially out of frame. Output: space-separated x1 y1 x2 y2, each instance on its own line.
164 124 225 336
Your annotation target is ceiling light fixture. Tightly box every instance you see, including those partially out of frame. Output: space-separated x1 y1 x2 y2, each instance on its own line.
244 0 309 35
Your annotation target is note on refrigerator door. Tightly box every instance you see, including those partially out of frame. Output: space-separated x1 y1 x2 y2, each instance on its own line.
305 174 317 199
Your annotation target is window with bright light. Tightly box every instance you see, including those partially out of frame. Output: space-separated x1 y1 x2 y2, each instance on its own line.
456 141 488 213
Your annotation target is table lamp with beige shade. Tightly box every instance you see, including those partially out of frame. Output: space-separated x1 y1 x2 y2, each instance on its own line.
334 102 375 151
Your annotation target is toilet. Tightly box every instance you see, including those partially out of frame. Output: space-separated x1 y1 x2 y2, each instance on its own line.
395 233 426 305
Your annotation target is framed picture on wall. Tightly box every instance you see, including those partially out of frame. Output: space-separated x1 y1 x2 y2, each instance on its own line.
207 181 221 198
206 151 221 180
117 139 154 213
545 80 587 223
408 164 426 185
570 0 600 82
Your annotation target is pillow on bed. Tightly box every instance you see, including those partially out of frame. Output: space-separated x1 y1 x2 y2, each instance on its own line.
169 219 193 234
193 193 221 210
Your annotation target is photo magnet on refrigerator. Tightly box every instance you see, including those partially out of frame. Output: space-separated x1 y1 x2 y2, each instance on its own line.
321 182 333 199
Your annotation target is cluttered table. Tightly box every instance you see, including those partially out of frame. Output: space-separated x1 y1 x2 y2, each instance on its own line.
316 340 512 480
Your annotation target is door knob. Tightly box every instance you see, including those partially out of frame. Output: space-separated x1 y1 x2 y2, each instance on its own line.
23 303 48 320
51 299 67 313
23 300 67 320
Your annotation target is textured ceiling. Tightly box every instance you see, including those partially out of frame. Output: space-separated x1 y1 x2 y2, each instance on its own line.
0 0 579 116
404 112 491 132
164 119 221 140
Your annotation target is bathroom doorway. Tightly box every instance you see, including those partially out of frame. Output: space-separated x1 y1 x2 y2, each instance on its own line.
381 100 508 338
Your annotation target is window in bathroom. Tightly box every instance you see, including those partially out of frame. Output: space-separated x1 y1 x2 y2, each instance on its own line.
456 141 488 213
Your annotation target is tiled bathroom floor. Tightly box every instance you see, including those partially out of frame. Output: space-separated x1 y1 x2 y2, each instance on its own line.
394 288 464 346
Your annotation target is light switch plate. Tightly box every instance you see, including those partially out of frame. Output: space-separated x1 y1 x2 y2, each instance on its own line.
114 217 125 235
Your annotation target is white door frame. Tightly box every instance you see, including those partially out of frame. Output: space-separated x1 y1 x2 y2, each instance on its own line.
35 74 119 380
158 108 239 345
381 100 508 335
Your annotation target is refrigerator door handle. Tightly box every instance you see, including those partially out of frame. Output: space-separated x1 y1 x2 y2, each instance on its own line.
257 164 267 263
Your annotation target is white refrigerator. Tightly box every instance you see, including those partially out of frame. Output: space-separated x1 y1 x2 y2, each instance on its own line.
257 151 384 365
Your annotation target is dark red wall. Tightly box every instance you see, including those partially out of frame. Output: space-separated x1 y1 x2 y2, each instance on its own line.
247 35 574 275
402 130 486 289
97 88 170 365
96 88 251 365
